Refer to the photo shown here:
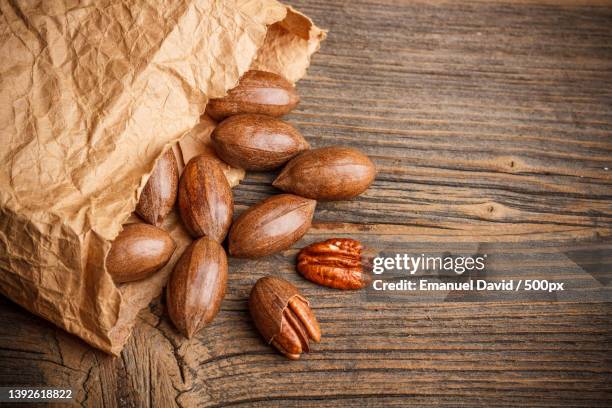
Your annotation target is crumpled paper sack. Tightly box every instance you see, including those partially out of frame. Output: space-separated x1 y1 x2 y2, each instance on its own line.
0 0 325 354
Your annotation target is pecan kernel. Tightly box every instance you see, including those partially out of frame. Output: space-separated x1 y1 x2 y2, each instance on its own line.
297 238 369 290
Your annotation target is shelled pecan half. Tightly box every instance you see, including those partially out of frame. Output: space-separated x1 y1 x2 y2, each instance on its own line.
297 238 369 290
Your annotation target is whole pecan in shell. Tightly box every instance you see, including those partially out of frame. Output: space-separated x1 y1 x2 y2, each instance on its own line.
136 149 178 226
178 155 233 242
167 237 227 339
211 114 309 171
273 146 376 200
206 70 299 120
107 223 176 284
228 194 316 258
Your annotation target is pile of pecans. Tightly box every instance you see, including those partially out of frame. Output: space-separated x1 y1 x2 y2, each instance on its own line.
106 70 375 359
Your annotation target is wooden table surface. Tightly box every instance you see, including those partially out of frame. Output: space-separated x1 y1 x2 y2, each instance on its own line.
1 0 612 406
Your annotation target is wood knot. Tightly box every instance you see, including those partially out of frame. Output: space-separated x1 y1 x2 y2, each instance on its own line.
470 202 509 221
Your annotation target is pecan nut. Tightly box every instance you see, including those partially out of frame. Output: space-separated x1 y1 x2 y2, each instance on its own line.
167 237 228 339
297 238 369 290
249 276 321 360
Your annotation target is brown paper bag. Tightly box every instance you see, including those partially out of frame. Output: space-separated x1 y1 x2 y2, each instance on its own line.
0 0 325 354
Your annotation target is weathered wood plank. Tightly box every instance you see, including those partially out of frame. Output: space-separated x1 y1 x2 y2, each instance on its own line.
1 225 611 406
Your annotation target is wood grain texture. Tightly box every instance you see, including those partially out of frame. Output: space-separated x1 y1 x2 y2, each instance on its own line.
1 0 611 406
